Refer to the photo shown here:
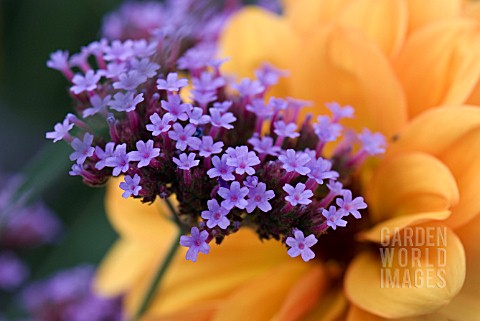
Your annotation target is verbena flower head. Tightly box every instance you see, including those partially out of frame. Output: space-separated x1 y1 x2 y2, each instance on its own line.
46 16 385 263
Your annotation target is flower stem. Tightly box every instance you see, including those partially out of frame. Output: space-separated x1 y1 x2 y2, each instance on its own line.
133 231 181 321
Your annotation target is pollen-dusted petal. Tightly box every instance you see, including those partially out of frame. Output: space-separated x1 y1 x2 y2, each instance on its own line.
127 229 289 318
390 107 480 228
337 0 407 58
394 18 480 118
284 0 353 35
366 152 459 225
105 178 177 243
290 24 407 138
405 0 462 34
220 7 298 82
94 238 161 296
345 225 466 319
438 209 480 319
210 263 311 321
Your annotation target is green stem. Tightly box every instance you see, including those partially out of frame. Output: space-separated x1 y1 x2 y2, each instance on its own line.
133 231 181 321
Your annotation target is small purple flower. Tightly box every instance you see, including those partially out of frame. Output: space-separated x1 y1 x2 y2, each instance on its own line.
246 182 275 213
128 140 160 168
173 153 200 170
146 113 174 136
130 58 160 78
336 190 367 219
326 102 354 121
218 181 249 210
95 142 115 170
83 94 111 118
269 97 288 112
244 175 259 188
105 143 130 176
180 227 210 262
188 107 211 125
108 92 144 112
274 121 300 138
246 99 274 118
209 109 237 129
248 135 281 156
157 72 189 92
70 70 101 94
69 164 83 176
283 183 313 206
307 158 339 184
192 71 225 91
46 118 74 143
358 129 386 155
327 180 345 195
321 206 347 230
314 116 342 142
104 62 126 79
286 229 317 262
132 39 157 58
0 252 29 291
201 199 230 229
225 146 260 175
47 50 69 71
168 123 197 151
177 45 217 71
212 101 232 113
207 155 235 181
119 174 142 198
254 63 287 87
191 89 217 106
233 78 265 97
69 133 95 165
193 136 224 157
161 95 191 121
103 40 133 61
278 149 311 175
112 70 147 90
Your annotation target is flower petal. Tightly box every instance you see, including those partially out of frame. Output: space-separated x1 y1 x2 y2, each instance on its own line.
337 0 408 57
139 302 220 321
437 213 480 319
94 239 161 297
128 229 290 318
210 263 311 321
405 0 462 33
390 107 480 228
220 6 298 80
105 178 177 243
302 286 348 321
290 24 407 138
345 225 466 318
366 152 459 224
347 304 448 321
394 18 480 118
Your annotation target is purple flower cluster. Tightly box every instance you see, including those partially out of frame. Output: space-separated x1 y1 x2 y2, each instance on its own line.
46 4 385 263
21 265 123 321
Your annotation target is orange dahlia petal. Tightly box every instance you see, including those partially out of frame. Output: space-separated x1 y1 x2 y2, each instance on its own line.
405 0 462 33
345 225 465 318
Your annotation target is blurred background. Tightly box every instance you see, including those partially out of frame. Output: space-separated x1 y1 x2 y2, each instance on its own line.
0 0 125 316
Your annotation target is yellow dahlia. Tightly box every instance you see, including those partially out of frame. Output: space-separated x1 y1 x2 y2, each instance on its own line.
95 1 480 320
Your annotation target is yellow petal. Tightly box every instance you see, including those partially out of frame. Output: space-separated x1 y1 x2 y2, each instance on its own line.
220 6 298 80
405 0 462 33
272 265 327 321
337 0 408 58
94 238 161 296
347 305 448 321
345 225 466 318
366 152 458 224
140 301 220 321
129 229 290 318
105 178 177 244
284 0 353 35
394 18 480 118
390 107 480 228
290 24 407 138
302 287 348 321
211 263 310 321
437 213 480 319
